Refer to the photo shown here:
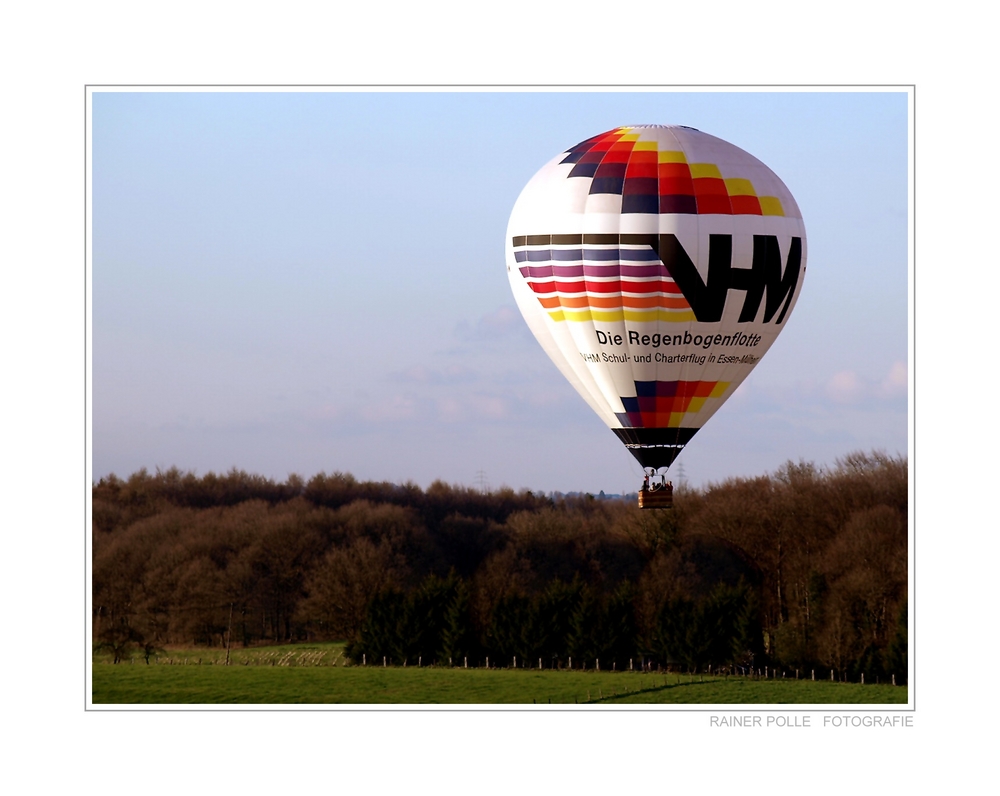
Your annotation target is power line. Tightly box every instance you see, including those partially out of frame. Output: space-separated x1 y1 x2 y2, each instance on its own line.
675 459 687 490
475 469 490 494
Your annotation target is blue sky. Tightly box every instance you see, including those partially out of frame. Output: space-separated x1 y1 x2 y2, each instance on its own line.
91 90 909 492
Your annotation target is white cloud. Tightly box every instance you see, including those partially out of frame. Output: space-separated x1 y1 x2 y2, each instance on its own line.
878 361 907 397
435 393 508 421
453 305 531 343
471 394 508 419
310 403 341 420
391 364 479 385
826 370 864 404
436 396 465 421
360 394 418 423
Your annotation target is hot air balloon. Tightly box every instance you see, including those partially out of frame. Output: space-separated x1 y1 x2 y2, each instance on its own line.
506 125 806 508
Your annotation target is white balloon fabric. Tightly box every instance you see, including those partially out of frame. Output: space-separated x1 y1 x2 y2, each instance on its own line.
506 125 807 470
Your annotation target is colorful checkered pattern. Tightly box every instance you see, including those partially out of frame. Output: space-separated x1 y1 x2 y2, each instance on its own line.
561 127 789 216
616 380 730 428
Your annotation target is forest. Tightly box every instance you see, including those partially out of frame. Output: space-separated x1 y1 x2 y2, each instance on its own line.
92 450 908 682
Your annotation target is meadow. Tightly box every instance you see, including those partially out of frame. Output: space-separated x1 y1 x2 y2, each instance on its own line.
92 644 907 705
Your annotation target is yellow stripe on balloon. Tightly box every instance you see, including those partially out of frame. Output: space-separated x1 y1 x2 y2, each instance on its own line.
548 308 697 323
623 309 697 323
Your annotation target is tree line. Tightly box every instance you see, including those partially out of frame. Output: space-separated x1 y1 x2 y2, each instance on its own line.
92 451 907 681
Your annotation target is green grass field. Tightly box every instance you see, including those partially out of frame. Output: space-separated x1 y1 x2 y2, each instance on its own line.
92 643 907 705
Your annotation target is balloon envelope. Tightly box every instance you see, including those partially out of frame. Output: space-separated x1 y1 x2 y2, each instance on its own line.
506 125 807 470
